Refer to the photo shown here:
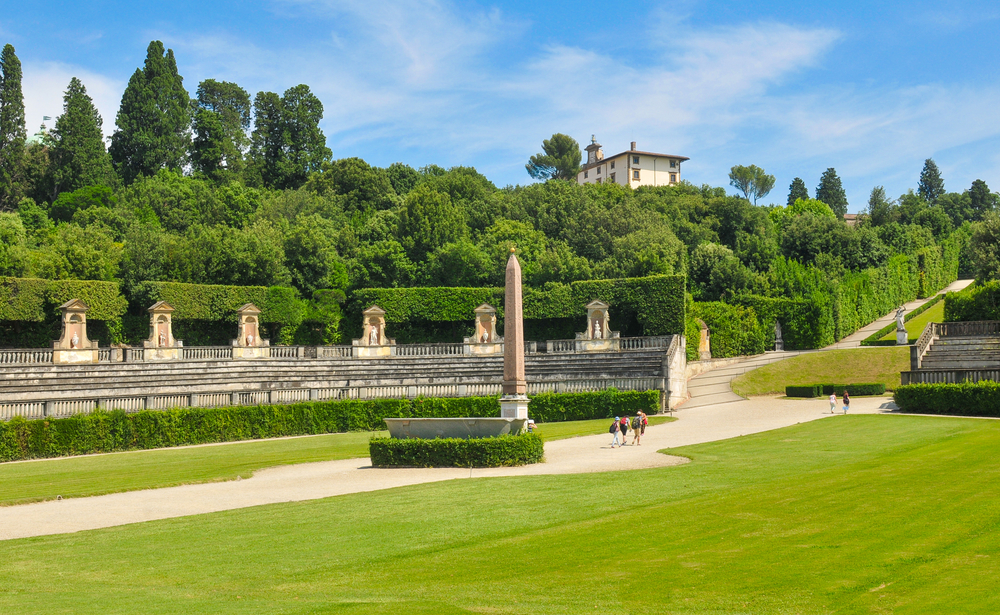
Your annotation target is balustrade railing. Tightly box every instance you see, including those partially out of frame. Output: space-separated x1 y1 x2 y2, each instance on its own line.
394 343 465 357
901 369 1000 385
619 336 672 350
269 346 299 359
937 321 1000 337
317 345 353 358
0 348 53 364
183 346 233 360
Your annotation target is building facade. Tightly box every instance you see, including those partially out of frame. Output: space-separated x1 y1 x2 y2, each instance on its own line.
576 136 688 188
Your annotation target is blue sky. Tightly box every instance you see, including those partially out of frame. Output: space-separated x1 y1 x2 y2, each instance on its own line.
5 0 1000 211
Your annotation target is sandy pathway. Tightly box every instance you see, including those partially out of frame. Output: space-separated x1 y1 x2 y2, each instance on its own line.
0 395 894 541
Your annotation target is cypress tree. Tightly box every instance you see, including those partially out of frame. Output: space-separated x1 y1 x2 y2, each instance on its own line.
49 77 116 197
816 168 848 219
109 41 191 184
918 158 945 203
787 177 808 205
248 85 330 190
190 79 250 180
0 44 26 209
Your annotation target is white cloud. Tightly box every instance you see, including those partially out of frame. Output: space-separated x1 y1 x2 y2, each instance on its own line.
21 62 123 140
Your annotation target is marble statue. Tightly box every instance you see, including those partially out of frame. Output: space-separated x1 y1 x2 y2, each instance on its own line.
481 330 489 343
774 320 783 351
895 306 906 330
71 332 79 349
369 326 379 345
246 333 254 347
593 320 602 339
158 330 166 347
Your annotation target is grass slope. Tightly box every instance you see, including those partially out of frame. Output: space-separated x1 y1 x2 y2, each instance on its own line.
2 415 999 614
0 417 673 506
880 300 944 342
732 347 909 396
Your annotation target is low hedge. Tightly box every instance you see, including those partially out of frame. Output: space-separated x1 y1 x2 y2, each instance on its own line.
0 389 658 462
894 382 1000 416
785 383 886 398
945 280 1000 322
369 433 544 467
786 385 822 398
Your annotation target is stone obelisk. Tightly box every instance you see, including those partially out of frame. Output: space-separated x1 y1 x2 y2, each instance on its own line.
500 248 529 419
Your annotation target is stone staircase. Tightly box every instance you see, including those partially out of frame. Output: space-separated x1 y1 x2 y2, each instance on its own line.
0 349 669 403
902 321 1000 385
918 337 1000 370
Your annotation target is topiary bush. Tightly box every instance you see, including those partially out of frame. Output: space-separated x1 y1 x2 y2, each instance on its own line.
820 383 886 396
894 382 1000 416
786 385 822 398
368 433 543 467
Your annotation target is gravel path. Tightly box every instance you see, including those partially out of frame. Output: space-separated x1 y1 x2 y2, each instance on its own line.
0 395 894 541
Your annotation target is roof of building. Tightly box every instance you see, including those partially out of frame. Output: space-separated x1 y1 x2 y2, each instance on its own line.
581 149 690 171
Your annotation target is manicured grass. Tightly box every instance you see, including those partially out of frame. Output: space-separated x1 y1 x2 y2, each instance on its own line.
880 299 944 342
0 431 379 506
2 415 999 614
732 347 909 396
535 415 674 441
0 417 673 506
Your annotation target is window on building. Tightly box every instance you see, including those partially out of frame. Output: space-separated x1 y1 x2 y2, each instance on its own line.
670 160 676 168
632 170 640 180
670 173 677 183
610 160 615 169
632 156 640 164
584 171 588 178
610 172 616 182
597 166 601 174
596 178 602 184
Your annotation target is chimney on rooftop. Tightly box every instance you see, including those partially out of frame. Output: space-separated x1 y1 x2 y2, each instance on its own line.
630 141 637 151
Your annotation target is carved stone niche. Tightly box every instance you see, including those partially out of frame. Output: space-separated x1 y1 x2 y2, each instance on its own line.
52 298 99 364
232 303 270 359
463 303 503 355
352 305 396 357
575 300 620 352
142 301 183 361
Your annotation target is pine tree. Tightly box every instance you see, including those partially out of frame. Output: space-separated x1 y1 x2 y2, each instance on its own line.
190 79 250 180
110 41 191 184
816 168 848 218
49 77 116 198
0 44 26 209
787 177 808 205
248 85 330 190
918 158 945 203
969 179 996 221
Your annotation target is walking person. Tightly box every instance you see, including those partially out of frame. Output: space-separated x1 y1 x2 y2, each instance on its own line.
829 392 837 414
620 415 630 444
632 412 646 445
842 390 850 414
609 417 621 448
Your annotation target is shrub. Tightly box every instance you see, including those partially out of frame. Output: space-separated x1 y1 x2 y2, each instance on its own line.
894 382 1000 416
821 383 886 396
690 301 768 358
786 385 822 398
945 280 1000 322
368 433 544 467
0 390 658 462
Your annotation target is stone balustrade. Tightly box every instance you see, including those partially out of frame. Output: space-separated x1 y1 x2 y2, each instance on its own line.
0 376 671 421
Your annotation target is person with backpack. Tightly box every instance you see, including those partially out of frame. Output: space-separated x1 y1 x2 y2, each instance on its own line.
620 415 630 444
630 414 642 445
842 390 850 414
609 416 621 447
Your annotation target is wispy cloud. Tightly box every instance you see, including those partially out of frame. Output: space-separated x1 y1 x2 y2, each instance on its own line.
21 62 124 139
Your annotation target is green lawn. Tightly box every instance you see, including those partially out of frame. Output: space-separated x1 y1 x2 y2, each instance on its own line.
880 299 945 342
732 347 909 396
0 417 673 506
2 415 999 614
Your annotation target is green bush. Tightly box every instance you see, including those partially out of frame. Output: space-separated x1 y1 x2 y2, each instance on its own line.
821 383 886 396
0 390 658 462
734 294 831 350
786 385 822 398
690 301 768 358
368 433 544 467
945 281 1000 322
894 382 1000 416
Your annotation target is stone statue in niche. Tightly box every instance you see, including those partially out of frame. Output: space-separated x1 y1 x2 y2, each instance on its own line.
593 319 602 339
481 329 489 343
246 333 254 347
369 325 379 345
158 329 166 347
71 332 79 349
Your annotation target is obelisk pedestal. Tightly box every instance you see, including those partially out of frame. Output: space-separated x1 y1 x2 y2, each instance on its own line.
500 249 530 420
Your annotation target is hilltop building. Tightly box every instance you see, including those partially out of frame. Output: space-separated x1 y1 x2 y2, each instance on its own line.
576 136 688 188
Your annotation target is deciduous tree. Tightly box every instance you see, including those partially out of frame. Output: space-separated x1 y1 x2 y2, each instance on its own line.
728 164 775 205
190 79 250 181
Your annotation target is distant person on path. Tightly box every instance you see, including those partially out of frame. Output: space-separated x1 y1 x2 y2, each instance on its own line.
829 393 837 414
620 416 630 444
609 417 621 447
527 419 536 433
632 412 646 445
842 391 850 414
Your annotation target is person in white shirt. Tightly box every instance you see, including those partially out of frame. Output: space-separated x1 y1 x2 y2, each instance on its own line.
829 393 837 414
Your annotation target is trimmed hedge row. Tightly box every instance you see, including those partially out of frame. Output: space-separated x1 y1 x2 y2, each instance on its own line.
894 382 1000 416
0 389 658 462
785 383 886 398
689 301 768 358
860 293 945 347
369 433 544 467
132 281 305 325
350 275 686 336
0 277 127 322
945 280 1000 322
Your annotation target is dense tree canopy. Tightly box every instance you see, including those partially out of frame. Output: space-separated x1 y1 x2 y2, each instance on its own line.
728 164 775 205
526 133 581 181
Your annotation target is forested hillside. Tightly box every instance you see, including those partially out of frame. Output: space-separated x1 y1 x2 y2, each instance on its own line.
0 41 996 351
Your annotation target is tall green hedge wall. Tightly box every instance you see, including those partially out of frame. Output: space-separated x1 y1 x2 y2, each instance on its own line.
0 277 126 321
132 281 305 325
351 275 685 337
945 281 1000 322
